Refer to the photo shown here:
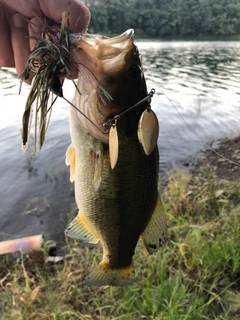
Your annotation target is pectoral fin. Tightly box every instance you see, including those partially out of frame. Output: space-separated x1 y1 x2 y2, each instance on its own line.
65 211 99 244
65 143 76 182
142 196 168 254
138 109 159 156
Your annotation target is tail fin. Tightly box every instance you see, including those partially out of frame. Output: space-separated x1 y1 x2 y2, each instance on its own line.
84 260 134 286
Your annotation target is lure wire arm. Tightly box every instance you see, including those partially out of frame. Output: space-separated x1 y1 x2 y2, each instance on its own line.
65 88 156 135
103 88 156 133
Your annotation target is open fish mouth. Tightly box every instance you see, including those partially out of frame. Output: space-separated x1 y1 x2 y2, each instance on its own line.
71 28 136 75
72 29 144 111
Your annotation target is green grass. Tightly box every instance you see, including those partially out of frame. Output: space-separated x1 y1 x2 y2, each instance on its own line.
0 165 240 320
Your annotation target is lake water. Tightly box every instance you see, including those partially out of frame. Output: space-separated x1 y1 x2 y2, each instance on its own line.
0 41 240 242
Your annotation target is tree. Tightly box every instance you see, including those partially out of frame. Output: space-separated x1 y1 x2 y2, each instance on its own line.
87 0 240 37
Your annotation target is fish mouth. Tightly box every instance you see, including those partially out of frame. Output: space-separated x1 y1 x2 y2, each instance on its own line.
74 29 135 73
86 28 135 61
72 29 147 118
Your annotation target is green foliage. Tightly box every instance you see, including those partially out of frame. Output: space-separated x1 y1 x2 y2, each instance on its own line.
86 0 240 37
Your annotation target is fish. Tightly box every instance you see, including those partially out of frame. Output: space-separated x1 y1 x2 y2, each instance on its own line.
65 29 167 286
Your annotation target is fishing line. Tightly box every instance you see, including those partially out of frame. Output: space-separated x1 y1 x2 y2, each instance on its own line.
148 77 240 167
62 89 155 134
62 96 107 134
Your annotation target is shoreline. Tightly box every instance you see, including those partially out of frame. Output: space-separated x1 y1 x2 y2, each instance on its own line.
192 135 240 179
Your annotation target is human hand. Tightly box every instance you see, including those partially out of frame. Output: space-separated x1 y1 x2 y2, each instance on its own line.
0 0 90 82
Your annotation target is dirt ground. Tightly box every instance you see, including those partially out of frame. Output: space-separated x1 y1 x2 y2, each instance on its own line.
192 136 240 179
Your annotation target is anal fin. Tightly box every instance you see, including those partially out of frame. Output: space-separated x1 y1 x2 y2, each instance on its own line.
142 196 168 254
65 143 76 182
84 259 134 286
65 211 99 244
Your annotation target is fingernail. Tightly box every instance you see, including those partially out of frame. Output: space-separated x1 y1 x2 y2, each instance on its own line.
12 14 25 28
29 17 42 33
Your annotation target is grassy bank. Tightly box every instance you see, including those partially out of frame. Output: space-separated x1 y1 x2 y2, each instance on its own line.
0 164 240 320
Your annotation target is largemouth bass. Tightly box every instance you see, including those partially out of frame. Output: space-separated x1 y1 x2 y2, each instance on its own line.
65 29 167 286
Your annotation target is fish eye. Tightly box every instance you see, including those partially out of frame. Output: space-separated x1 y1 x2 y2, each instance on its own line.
128 64 142 78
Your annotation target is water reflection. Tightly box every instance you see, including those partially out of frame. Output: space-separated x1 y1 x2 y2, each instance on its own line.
138 41 240 95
